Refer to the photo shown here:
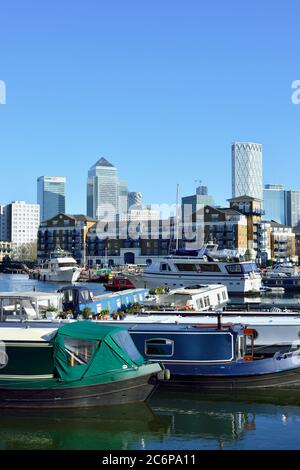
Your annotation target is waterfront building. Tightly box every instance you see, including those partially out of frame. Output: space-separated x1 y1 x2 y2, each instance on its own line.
228 196 264 255
269 221 296 262
86 218 181 266
87 157 119 221
257 221 272 265
203 206 248 254
232 142 263 200
0 205 8 241
285 190 300 228
0 241 11 262
4 201 40 260
263 184 285 225
38 213 97 264
37 176 66 222
128 192 143 209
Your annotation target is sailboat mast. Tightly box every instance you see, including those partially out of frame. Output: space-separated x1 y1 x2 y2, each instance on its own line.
176 183 179 251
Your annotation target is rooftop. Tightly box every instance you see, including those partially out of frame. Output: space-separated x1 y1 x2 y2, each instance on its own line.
91 157 115 168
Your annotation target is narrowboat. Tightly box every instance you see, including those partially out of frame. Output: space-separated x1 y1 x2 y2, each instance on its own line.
126 323 300 390
58 286 148 316
0 322 167 408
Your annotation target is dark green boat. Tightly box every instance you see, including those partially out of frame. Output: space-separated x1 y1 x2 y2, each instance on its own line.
0 322 167 408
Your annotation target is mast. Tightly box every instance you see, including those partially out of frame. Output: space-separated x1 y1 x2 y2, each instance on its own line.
176 183 180 251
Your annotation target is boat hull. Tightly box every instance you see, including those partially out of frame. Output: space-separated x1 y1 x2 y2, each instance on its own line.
126 273 261 294
0 372 159 409
39 269 81 283
160 367 300 391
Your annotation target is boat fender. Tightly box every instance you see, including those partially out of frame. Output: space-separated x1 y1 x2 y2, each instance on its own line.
157 369 171 381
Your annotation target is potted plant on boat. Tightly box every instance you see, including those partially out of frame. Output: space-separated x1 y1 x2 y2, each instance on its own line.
99 309 109 320
81 306 93 320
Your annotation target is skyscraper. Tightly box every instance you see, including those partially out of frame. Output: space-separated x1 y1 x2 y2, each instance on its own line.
232 142 263 200
118 180 128 216
87 157 118 220
37 176 66 221
263 184 285 224
285 190 300 227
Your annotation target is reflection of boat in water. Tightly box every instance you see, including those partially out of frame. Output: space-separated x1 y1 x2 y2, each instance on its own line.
149 389 300 447
0 402 168 450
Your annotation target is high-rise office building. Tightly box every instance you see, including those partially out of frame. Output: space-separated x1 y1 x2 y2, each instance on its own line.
118 179 128 216
37 176 66 221
285 190 300 227
263 184 285 224
87 157 119 220
232 142 263 200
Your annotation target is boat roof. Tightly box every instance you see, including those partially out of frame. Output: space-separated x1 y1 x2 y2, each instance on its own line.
0 291 60 300
170 285 226 295
127 323 242 334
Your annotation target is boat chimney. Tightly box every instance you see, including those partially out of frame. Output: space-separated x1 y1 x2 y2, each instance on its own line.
217 312 222 330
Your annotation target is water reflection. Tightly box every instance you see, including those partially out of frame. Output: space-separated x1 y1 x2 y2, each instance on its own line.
1 390 300 450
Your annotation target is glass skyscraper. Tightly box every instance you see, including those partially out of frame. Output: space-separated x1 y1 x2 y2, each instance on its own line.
232 142 263 200
87 157 119 220
263 184 285 224
37 176 66 222
285 190 300 227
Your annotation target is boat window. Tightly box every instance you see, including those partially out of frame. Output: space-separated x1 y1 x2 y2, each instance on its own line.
225 264 243 274
113 331 142 362
217 293 221 303
145 338 174 357
58 262 77 268
160 263 171 272
175 263 200 272
198 264 221 272
81 290 91 302
238 335 245 359
222 291 227 300
64 338 98 367
241 263 259 274
62 289 73 302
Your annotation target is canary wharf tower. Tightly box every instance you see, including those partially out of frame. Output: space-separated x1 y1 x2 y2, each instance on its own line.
232 142 263 200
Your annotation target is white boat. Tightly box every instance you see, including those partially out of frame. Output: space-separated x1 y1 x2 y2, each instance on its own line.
124 249 261 294
38 252 81 283
0 291 63 321
144 284 229 312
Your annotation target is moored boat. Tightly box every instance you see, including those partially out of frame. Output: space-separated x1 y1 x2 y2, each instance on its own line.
127 323 300 390
35 251 81 283
0 322 167 408
124 249 261 294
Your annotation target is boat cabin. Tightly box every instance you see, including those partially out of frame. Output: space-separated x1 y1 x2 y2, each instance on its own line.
128 323 255 365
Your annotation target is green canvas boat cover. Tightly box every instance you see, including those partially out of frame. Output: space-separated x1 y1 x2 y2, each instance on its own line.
51 321 145 382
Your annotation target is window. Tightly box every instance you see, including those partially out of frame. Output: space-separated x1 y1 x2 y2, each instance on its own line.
145 338 174 357
160 263 171 272
58 262 77 268
225 264 243 274
64 338 98 367
113 331 141 362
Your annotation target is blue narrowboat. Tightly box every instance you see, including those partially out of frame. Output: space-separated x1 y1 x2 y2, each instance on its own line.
126 323 300 390
58 286 148 316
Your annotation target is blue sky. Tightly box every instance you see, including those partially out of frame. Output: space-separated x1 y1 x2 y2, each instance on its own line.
1 0 300 213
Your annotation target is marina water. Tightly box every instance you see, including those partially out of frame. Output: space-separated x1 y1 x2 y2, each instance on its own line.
1 273 300 450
